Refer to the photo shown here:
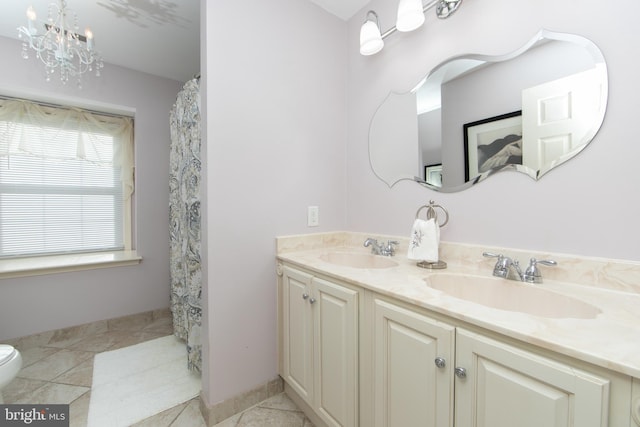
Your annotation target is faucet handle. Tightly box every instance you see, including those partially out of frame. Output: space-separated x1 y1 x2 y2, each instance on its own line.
483 252 509 277
482 252 502 258
482 252 507 262
385 241 399 256
523 258 557 284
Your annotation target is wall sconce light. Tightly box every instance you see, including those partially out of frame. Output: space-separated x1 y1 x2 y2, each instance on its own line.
359 0 463 56
360 11 385 55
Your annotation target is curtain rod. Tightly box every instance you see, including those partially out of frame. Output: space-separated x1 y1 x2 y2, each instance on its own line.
0 94 134 120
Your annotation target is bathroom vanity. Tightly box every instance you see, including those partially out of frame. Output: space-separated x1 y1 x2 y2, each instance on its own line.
276 232 640 427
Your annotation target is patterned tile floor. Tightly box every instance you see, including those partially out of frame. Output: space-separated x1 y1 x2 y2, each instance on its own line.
2 313 312 426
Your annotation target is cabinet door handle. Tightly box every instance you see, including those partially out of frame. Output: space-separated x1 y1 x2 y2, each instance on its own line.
309 297 317 304
434 357 446 369
302 293 309 300
454 367 467 379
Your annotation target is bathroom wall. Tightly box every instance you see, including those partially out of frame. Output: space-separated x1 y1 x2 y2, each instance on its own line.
418 110 441 169
0 35 183 341
202 0 347 406
346 0 640 262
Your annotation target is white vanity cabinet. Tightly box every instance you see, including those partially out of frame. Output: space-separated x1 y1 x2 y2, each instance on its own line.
369 296 455 427
632 378 640 426
454 328 609 427
280 265 360 427
365 297 614 427
278 261 632 427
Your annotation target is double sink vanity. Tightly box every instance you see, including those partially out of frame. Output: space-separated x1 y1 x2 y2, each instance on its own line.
276 231 640 427
274 24 629 427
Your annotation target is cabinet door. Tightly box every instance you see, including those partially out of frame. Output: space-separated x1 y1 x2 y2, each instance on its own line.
372 298 455 427
313 277 359 427
455 328 609 427
282 266 314 403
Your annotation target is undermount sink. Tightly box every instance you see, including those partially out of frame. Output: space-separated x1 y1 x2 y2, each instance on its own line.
425 273 601 319
319 252 399 269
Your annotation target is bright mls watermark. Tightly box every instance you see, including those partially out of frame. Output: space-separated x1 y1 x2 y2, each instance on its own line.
1 405 69 426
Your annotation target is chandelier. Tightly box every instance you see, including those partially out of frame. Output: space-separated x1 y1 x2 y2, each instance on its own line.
17 0 104 87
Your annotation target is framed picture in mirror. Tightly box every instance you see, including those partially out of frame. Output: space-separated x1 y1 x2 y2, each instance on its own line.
463 111 523 182
424 164 443 187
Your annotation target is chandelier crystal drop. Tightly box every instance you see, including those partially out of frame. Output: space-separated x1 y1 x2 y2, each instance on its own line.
17 0 104 88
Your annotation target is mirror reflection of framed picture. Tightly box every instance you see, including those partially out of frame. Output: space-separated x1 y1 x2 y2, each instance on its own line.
424 163 443 187
463 111 523 182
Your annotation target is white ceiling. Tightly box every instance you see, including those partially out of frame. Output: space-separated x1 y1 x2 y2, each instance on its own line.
0 0 201 82
0 0 367 83
308 0 370 21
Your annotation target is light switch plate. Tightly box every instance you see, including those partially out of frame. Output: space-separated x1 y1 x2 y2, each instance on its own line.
307 206 319 227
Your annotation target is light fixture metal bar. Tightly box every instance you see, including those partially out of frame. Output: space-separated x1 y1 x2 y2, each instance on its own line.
380 0 458 40
44 23 88 43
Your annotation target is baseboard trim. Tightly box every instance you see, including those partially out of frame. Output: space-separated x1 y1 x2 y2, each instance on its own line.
283 382 328 427
5 308 171 350
199 376 284 426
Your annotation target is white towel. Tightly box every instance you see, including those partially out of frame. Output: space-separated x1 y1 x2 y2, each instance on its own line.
407 218 440 262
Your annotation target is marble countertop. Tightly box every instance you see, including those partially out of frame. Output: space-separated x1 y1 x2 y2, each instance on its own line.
276 232 640 379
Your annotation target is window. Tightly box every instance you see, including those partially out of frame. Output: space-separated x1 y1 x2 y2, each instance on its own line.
0 97 134 259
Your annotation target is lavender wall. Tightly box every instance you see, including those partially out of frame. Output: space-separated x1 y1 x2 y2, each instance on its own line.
200 0 640 408
347 0 640 262
202 0 347 405
0 36 183 341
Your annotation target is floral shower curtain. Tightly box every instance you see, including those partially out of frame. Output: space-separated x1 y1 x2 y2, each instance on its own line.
169 78 202 373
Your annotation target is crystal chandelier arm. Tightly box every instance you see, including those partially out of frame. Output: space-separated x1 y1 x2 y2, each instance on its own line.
16 0 103 86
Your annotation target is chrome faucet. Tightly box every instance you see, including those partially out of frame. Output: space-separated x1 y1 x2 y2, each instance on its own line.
523 258 558 284
483 252 557 284
483 252 523 281
364 238 398 256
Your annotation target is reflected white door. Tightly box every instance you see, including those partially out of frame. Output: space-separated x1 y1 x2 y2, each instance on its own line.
522 66 606 174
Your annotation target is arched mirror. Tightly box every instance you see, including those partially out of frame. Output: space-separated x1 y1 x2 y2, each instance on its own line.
368 30 608 191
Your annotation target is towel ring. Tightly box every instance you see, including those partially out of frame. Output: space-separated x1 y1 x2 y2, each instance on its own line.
414 200 449 270
415 200 449 228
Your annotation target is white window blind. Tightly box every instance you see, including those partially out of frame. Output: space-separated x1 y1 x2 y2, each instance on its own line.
0 98 134 258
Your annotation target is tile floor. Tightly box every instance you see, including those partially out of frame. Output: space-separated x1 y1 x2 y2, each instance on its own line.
3 312 313 427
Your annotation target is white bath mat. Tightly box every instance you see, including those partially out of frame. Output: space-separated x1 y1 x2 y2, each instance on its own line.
87 335 201 427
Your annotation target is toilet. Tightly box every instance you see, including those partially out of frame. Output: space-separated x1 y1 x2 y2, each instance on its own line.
0 345 22 404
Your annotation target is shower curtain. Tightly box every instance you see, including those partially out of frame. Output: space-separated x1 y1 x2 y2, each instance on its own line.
169 77 202 373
